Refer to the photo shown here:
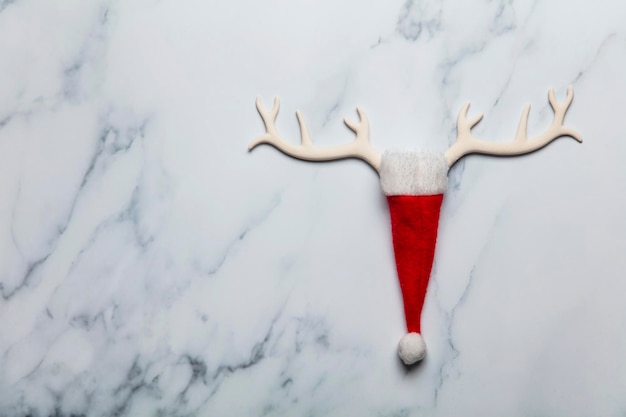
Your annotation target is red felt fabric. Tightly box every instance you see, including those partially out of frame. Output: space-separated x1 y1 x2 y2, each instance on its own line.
387 194 444 334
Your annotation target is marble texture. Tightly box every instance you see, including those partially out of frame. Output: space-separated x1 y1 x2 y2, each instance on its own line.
0 0 624 415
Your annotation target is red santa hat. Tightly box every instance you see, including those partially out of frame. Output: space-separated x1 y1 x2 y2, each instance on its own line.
379 151 448 365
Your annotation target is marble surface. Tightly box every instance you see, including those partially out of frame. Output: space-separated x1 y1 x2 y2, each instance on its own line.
0 0 624 415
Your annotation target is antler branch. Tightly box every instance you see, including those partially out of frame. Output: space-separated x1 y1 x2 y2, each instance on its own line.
248 97 382 172
445 86 583 167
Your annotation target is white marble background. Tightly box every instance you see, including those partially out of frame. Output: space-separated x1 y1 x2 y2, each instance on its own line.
0 0 623 416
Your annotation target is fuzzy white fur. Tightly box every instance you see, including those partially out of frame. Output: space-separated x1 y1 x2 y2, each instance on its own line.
380 151 448 196
398 332 426 365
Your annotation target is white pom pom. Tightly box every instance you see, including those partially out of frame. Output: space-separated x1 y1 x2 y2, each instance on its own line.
397 333 426 365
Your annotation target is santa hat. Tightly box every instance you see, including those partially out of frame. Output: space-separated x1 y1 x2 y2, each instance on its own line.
379 151 448 365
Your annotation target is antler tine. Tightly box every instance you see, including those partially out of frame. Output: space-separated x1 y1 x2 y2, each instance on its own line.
295 110 312 146
249 97 278 150
548 86 576 127
257 97 279 123
343 106 370 143
248 98 382 172
515 104 531 142
445 86 583 167
457 102 484 135
545 86 582 143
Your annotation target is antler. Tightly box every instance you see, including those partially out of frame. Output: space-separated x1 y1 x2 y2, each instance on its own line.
445 86 583 167
248 97 382 172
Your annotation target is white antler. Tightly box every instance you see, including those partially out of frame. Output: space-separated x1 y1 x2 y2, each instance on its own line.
248 97 382 172
445 86 583 167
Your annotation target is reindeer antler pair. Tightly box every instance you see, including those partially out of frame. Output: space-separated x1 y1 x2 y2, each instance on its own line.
249 87 582 169
248 87 582 365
